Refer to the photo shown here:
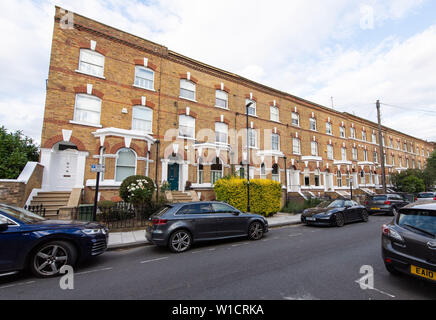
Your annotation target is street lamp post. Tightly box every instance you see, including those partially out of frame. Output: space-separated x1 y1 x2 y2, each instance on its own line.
284 156 288 207
246 102 253 213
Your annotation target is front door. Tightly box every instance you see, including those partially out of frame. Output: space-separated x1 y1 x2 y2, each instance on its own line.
168 163 179 191
52 150 78 189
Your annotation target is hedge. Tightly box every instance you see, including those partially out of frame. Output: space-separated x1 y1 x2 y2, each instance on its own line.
214 178 281 217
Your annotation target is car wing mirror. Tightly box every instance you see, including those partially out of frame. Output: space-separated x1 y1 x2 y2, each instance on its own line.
232 211 240 216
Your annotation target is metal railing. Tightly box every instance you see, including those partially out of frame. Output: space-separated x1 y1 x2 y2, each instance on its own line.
69 202 162 230
24 204 47 217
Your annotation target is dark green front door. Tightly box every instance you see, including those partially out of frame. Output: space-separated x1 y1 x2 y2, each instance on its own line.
168 163 179 191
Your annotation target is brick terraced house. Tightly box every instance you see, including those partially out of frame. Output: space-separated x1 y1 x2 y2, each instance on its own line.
35 7 434 207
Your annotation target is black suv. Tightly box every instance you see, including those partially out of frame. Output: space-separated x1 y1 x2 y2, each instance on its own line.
382 202 436 283
365 194 409 216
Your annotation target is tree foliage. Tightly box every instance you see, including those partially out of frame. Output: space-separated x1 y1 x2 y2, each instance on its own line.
424 149 436 189
0 126 39 179
391 169 426 193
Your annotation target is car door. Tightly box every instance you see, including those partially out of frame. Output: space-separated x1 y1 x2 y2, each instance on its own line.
0 214 22 271
343 200 358 222
179 203 218 240
211 203 247 238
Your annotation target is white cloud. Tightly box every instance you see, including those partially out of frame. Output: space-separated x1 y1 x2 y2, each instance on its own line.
0 0 433 145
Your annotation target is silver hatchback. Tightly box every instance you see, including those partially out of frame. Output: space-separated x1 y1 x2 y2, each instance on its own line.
145 201 268 253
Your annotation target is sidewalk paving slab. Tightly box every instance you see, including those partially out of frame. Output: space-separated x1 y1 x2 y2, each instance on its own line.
107 212 301 250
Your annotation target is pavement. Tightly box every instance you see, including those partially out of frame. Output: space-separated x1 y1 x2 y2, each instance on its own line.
107 212 301 250
3 215 436 300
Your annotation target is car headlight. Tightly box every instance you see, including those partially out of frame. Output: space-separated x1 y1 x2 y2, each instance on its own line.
82 228 104 235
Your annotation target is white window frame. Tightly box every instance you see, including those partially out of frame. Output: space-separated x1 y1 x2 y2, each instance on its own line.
215 90 228 109
293 138 301 155
326 122 332 135
134 66 155 91
327 144 333 160
246 99 256 116
340 126 345 138
350 127 356 139
271 133 280 151
248 128 257 148
73 94 102 126
132 106 153 133
364 150 368 161
270 106 279 122
291 112 300 126
310 118 317 131
311 141 318 156
362 131 366 141
215 122 228 144
180 79 196 101
78 49 105 78
115 148 137 182
341 147 347 161
352 148 358 160
178 115 195 139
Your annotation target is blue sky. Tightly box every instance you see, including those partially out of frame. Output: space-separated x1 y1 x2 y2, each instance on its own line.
0 0 435 144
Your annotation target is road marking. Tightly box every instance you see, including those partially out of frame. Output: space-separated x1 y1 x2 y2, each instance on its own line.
354 279 395 298
0 281 35 290
75 267 113 275
288 233 303 237
140 257 169 264
208 248 216 251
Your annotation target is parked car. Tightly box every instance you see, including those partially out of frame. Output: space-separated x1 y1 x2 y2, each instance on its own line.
145 201 268 253
301 199 368 227
365 194 409 216
415 192 436 202
382 202 436 283
0 204 108 278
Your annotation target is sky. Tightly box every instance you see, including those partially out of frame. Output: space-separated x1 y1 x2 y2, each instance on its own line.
1 0 436 145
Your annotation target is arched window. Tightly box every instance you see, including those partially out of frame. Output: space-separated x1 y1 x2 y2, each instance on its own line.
337 171 342 187
260 163 266 179
215 90 228 109
132 106 153 133
74 94 101 125
211 157 223 185
180 79 196 100
115 148 136 182
272 163 279 182
134 66 154 90
78 49 105 77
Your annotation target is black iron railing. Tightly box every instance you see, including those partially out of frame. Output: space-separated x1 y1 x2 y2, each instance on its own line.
24 204 46 217
70 202 161 230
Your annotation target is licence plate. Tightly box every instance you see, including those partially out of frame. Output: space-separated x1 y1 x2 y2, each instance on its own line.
371 207 380 210
306 217 316 221
411 265 436 281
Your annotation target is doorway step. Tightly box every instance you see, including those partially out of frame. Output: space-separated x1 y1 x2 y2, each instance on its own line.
29 191 71 218
166 191 197 203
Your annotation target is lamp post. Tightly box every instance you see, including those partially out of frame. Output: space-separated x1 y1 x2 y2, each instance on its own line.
283 156 288 207
246 101 254 213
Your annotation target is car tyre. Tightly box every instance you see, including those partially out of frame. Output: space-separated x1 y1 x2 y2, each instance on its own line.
30 241 77 278
168 229 192 253
335 213 345 227
248 221 264 240
361 209 369 222
385 264 402 276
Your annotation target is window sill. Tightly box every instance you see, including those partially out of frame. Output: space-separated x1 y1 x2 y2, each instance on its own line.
69 120 102 128
179 96 198 103
215 105 229 110
132 84 156 92
244 113 258 118
75 70 106 80
177 136 196 141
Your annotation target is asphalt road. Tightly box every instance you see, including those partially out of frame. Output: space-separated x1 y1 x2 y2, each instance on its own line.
1 215 435 300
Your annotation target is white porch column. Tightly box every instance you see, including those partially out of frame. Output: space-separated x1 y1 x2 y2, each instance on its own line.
181 162 189 191
40 148 52 190
161 159 168 183
75 151 88 188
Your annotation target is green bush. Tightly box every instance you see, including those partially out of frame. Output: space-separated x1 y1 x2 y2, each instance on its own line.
214 178 281 217
119 175 155 204
97 200 116 209
281 198 322 214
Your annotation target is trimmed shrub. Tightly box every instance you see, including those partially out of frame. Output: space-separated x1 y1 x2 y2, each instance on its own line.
119 175 155 204
214 178 281 217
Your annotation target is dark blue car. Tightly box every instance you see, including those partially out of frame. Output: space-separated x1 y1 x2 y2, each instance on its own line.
0 204 108 278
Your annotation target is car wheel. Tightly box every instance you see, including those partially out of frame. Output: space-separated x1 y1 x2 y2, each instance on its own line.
391 207 398 216
361 209 369 222
335 213 345 227
385 264 401 276
30 241 77 278
248 221 264 240
168 229 192 253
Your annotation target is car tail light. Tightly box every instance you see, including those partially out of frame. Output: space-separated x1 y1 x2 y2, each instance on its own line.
433 197 436 201
384 201 391 205
382 224 403 242
152 219 168 225
385 258 392 264
415 197 418 201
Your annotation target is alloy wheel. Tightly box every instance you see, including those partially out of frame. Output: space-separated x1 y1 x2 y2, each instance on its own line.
249 222 264 240
335 213 345 227
33 244 69 277
362 210 369 222
170 230 191 253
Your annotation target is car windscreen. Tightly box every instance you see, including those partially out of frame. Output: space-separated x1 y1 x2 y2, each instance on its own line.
0 206 46 224
397 209 436 237
418 193 435 198
370 195 387 201
327 200 345 208
317 201 332 208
